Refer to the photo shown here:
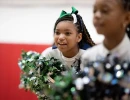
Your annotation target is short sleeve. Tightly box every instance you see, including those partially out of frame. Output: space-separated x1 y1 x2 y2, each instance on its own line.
41 47 52 59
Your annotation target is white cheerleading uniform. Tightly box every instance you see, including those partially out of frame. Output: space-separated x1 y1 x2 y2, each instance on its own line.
41 47 86 68
81 34 130 67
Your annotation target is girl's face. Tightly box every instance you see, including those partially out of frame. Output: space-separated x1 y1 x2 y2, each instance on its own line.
54 21 82 54
93 0 127 38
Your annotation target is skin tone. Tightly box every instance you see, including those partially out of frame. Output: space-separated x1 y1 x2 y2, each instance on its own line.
54 21 82 58
93 0 130 50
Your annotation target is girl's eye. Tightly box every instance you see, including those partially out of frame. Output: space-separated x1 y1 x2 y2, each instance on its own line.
65 32 71 35
101 8 109 14
55 31 60 35
93 8 97 13
93 7 109 14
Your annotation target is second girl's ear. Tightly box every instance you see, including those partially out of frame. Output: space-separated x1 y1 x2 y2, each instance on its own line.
128 12 130 25
123 12 130 28
77 33 82 42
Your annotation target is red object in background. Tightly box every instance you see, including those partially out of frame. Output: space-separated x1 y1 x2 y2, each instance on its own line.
0 43 50 100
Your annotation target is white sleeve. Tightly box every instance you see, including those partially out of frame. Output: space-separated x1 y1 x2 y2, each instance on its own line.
80 52 89 70
40 47 52 59
80 44 102 70
80 47 94 70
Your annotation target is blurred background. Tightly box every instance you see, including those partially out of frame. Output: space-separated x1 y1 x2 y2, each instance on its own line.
0 0 104 100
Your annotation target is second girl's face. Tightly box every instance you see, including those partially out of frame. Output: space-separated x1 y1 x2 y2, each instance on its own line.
54 21 81 54
93 0 126 38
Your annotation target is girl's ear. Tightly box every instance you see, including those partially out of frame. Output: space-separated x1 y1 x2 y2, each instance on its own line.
128 12 130 25
123 12 130 28
77 33 82 42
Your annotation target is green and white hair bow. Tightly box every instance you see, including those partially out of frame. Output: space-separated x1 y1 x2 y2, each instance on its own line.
59 6 78 23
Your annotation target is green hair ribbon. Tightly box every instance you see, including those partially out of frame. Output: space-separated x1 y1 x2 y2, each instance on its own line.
59 6 78 18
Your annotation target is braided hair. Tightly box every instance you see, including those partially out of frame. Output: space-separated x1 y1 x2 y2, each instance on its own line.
53 12 95 50
119 0 130 38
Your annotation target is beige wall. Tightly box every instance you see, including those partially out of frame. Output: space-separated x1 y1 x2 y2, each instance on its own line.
0 0 95 6
0 0 104 44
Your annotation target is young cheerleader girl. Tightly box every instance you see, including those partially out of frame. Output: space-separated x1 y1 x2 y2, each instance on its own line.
81 0 130 100
82 0 130 63
41 7 95 69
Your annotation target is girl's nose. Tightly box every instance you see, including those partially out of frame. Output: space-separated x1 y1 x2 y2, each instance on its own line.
94 11 102 19
59 34 65 40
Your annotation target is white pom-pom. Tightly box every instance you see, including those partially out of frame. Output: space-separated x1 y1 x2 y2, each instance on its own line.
75 78 84 90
